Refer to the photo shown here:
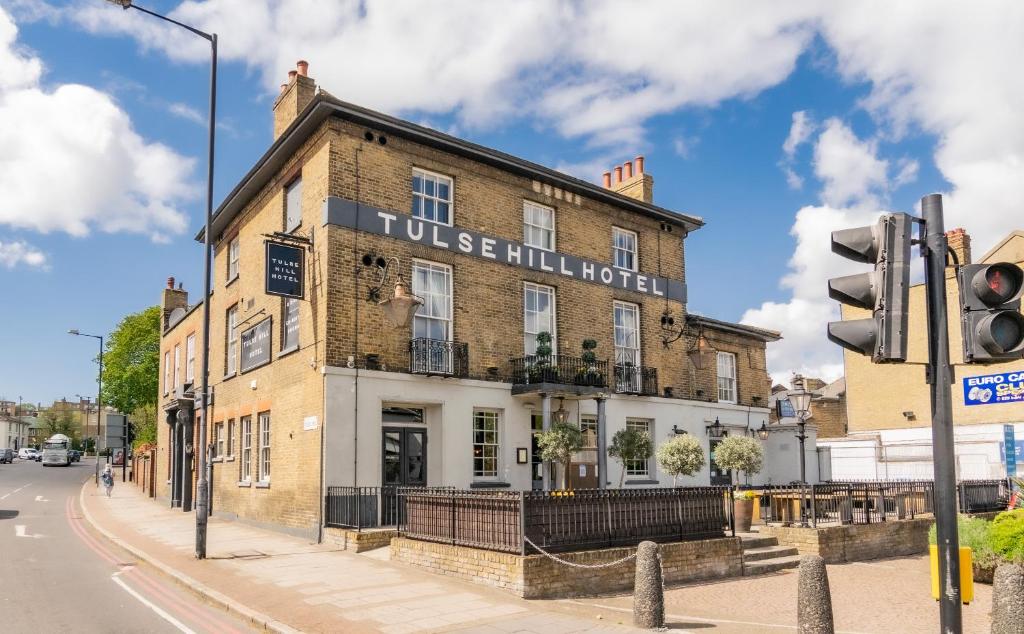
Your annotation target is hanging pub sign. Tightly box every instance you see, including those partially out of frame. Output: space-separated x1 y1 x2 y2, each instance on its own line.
240 317 272 373
265 241 304 299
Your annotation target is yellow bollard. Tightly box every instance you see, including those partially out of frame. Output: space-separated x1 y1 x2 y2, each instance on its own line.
929 545 974 605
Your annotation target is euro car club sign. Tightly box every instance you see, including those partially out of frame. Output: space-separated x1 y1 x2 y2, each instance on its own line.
963 370 1024 406
265 241 304 299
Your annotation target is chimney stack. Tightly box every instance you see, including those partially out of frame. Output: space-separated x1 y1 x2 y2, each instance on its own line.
161 276 188 330
273 59 316 140
601 155 654 204
946 228 972 265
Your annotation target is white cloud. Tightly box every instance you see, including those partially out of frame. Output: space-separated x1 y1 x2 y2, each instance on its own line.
0 240 47 270
673 135 698 159
0 7 195 242
783 110 814 158
813 118 889 208
168 101 204 125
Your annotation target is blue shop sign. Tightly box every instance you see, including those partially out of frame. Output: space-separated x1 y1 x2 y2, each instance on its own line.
962 370 1024 406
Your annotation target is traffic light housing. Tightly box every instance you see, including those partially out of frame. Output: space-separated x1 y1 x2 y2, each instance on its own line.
958 262 1024 362
827 213 912 363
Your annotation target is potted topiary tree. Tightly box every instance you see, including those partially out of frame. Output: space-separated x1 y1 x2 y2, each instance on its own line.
656 435 706 486
576 339 603 385
608 427 653 488
712 435 764 532
536 422 584 490
529 331 557 383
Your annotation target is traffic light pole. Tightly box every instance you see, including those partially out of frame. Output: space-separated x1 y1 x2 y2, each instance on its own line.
920 193 962 633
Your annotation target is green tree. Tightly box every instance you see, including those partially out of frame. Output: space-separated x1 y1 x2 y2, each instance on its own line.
608 427 653 488
536 422 584 490
101 306 162 415
712 436 764 488
131 403 158 449
39 408 78 439
656 435 706 486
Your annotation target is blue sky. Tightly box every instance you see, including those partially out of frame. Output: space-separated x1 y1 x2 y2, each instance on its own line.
1 1 1020 406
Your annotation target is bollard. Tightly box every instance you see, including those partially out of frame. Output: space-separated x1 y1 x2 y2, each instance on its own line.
797 555 835 634
991 563 1024 634
633 541 664 629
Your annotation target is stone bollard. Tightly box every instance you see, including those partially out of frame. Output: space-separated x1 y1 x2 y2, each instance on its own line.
797 555 835 634
991 563 1024 634
633 541 665 629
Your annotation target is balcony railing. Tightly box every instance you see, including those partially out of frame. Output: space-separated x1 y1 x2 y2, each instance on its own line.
410 338 469 377
613 364 658 395
509 355 609 388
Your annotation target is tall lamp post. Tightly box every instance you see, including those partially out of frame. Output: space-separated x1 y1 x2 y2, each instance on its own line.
69 330 103 485
788 385 812 527
103 0 218 560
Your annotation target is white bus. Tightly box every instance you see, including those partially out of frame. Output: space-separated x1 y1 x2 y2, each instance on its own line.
42 434 72 466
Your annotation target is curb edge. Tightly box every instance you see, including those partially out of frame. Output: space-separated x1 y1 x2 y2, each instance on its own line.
78 481 301 634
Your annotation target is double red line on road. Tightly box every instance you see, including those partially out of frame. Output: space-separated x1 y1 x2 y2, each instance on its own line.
65 495 245 634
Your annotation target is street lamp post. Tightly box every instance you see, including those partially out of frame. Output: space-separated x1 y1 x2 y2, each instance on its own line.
788 385 812 527
69 330 103 485
103 0 217 560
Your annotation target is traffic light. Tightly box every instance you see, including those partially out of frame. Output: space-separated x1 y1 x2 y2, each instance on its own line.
827 213 912 362
958 262 1024 362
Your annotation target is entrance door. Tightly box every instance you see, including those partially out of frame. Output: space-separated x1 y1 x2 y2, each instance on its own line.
709 438 732 486
531 413 544 490
382 428 427 487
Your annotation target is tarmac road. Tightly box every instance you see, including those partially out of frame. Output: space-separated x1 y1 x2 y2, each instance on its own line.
0 457 255 634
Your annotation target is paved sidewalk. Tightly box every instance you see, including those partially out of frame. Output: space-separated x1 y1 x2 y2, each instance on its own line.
80 482 636 633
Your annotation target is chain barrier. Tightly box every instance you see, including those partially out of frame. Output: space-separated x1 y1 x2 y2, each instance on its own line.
522 535 637 569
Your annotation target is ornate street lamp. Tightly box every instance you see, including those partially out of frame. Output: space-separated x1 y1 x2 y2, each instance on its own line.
705 417 725 439
788 384 813 526
552 398 570 425
367 256 424 328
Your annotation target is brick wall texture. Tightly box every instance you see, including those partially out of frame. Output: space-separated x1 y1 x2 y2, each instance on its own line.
762 518 932 564
389 536 743 599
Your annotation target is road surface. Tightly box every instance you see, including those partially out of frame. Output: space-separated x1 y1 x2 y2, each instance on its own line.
0 457 255 633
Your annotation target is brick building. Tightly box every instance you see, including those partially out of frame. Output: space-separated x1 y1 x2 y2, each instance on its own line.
822 229 1024 479
157 62 795 538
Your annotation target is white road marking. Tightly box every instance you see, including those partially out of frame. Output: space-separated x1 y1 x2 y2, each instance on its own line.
34 495 49 502
15 524 44 539
111 572 196 634
0 483 31 500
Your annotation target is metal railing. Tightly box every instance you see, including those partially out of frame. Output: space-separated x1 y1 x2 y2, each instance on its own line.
613 364 658 396
409 338 469 377
957 479 1011 513
760 480 936 527
398 486 732 554
509 355 609 388
324 485 455 530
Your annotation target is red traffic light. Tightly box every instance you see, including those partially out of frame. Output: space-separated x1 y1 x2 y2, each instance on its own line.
970 263 1023 306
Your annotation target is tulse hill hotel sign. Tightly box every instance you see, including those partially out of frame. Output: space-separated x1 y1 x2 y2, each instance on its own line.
323 196 687 302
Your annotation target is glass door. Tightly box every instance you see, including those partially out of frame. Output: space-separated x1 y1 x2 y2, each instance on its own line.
382 428 427 487
709 438 733 486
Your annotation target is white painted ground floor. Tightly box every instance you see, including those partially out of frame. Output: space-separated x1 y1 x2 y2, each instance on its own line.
322 366 820 490
819 421 1023 480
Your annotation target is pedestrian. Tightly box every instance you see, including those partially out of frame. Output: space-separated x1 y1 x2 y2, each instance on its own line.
101 464 114 497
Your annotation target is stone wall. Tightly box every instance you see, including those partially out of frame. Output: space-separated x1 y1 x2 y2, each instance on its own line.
762 518 933 564
322 527 397 553
390 536 743 599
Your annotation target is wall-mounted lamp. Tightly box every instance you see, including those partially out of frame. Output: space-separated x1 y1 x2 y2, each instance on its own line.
553 397 570 425
364 255 423 328
705 417 725 439
751 421 770 440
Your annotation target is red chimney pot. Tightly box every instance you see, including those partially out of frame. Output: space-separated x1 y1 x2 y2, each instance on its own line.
614 165 623 183
288 69 297 81
624 161 633 180
167 276 175 289
296 60 309 76
635 155 645 174
602 171 612 188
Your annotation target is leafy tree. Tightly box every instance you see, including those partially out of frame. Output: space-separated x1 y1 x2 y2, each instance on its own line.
608 427 653 488
656 435 706 486
712 436 764 488
39 408 78 439
131 403 158 449
101 306 161 415
536 422 584 490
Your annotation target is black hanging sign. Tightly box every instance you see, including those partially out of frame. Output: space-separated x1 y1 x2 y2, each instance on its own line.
240 317 273 373
265 241 304 299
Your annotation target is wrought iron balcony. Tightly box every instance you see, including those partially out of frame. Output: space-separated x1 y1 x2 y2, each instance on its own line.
613 364 658 396
409 338 469 377
509 355 609 388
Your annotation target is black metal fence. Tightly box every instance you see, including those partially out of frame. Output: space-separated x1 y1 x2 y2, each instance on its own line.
397 486 732 554
613 365 658 396
325 486 455 530
509 355 609 388
957 479 1011 513
409 338 469 377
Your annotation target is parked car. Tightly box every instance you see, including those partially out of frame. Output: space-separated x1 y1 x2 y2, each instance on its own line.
0 448 13 463
34 451 42 462
69 450 81 462
18 448 38 461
